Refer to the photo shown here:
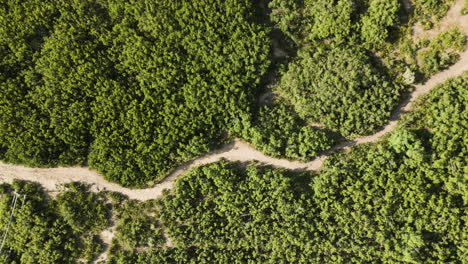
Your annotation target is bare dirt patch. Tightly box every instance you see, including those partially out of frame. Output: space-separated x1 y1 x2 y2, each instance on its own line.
412 0 468 39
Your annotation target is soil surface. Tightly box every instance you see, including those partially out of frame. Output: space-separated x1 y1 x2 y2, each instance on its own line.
1 48 467 201
412 0 468 39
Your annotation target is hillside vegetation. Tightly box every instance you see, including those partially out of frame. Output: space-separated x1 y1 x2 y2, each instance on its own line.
269 0 466 138
1 0 465 186
0 0 271 186
108 74 467 263
0 74 465 262
0 181 111 263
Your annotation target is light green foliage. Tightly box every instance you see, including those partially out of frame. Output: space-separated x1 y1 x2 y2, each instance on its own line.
313 140 465 262
108 199 166 263
2 77 464 263
269 0 401 47
312 75 467 263
238 101 336 161
0 181 111 263
0 0 271 187
360 0 400 49
302 0 354 41
463 0 468 14
402 67 416 84
413 0 454 28
278 46 403 137
107 75 467 263
388 129 425 164
417 28 466 76
268 0 302 42
157 162 313 263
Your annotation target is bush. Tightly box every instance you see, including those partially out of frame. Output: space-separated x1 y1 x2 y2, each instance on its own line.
417 28 466 76
0 180 112 263
277 46 403 137
238 101 336 161
55 182 110 233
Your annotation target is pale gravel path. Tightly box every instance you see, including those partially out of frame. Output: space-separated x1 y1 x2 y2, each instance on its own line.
93 213 116 264
1 48 467 201
412 0 468 39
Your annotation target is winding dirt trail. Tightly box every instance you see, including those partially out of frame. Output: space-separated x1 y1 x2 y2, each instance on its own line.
1 48 467 201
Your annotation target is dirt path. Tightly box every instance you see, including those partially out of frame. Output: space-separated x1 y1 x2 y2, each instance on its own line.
1 48 467 201
412 0 468 39
93 213 116 264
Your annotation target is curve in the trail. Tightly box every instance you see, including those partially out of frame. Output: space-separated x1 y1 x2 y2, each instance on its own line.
1 49 468 201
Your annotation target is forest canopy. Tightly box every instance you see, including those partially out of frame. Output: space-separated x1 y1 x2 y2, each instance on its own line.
0 0 466 262
268 0 408 138
277 46 403 137
109 74 468 263
0 75 466 263
0 181 111 263
0 0 271 186
1 0 465 186
269 0 466 139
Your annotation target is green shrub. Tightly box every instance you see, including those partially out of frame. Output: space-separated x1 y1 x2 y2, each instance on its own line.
417 28 466 76
0 180 112 263
238 101 336 161
55 182 110 233
277 46 403 137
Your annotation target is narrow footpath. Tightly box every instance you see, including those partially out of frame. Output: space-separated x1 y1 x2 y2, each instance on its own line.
1 48 467 201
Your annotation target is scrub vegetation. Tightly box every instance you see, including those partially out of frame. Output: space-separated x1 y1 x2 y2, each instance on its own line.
107 74 467 264
0 181 111 263
1 74 464 264
0 0 466 262
269 0 466 138
0 0 271 186
1 0 465 186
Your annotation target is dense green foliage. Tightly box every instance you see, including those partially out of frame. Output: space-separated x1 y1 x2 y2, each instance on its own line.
310 74 467 263
417 28 466 76
269 0 401 49
277 47 403 137
107 75 467 263
0 0 270 186
55 183 110 234
2 0 464 187
268 0 407 138
401 73 467 187
1 0 466 262
0 181 111 263
108 162 315 263
269 0 465 139
412 0 454 29
0 76 465 263
236 101 336 161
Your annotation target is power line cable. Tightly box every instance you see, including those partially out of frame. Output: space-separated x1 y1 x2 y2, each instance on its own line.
0 191 24 255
